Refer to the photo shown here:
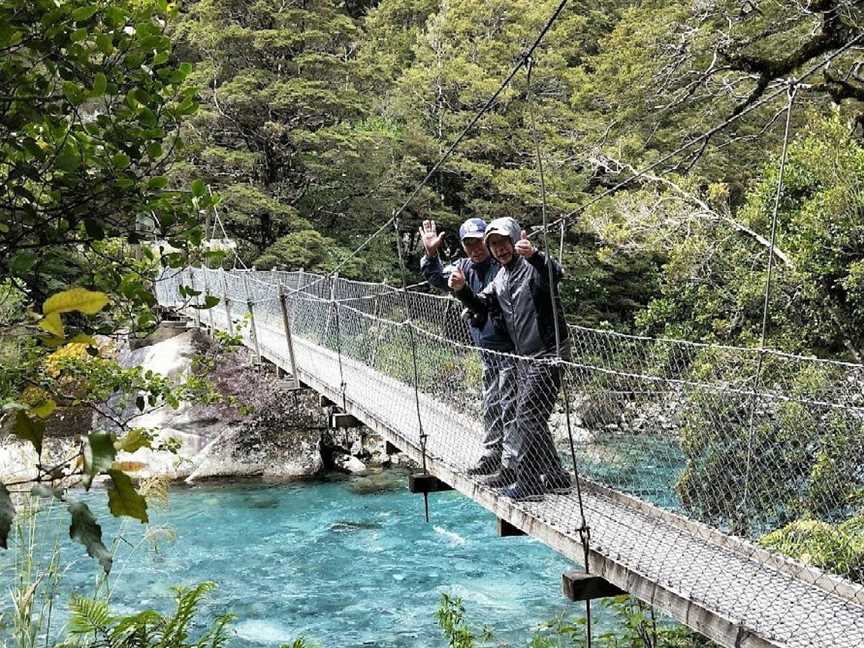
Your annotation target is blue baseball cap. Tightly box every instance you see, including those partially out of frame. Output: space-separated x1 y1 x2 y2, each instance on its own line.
459 218 487 241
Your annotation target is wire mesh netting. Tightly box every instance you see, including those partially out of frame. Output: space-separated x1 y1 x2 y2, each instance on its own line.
154 267 864 647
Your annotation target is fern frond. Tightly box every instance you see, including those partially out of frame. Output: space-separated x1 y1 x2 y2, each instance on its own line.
68 595 112 635
194 613 236 648
281 638 320 648
159 581 217 645
111 608 163 640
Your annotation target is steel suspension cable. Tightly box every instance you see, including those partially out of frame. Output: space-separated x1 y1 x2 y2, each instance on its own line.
392 211 432 522
739 84 798 534
526 56 593 647
331 277 348 412
529 33 862 239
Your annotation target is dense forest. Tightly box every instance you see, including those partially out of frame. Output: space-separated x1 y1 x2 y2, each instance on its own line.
169 0 864 359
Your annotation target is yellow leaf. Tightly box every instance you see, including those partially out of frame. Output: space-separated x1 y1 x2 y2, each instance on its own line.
69 334 98 346
42 288 109 316
31 399 57 419
111 461 147 473
38 312 65 338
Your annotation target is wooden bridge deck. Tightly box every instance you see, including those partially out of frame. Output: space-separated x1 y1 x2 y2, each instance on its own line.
190 301 864 648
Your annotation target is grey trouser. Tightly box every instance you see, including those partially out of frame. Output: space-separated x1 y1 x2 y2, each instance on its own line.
480 353 517 466
511 361 565 479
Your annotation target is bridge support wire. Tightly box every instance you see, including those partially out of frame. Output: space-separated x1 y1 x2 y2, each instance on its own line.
740 84 798 539
527 55 594 646
331 276 348 412
393 211 432 523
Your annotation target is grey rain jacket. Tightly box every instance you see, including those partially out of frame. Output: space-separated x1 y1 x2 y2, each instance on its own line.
454 218 570 360
420 254 512 352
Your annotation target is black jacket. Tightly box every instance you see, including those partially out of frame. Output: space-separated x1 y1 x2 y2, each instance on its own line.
455 251 570 359
420 254 512 352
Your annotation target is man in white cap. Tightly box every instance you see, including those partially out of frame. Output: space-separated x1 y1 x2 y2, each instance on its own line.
419 218 515 476
449 216 571 501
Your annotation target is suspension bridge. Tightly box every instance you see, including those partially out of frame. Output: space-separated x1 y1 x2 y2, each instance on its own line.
155 267 864 648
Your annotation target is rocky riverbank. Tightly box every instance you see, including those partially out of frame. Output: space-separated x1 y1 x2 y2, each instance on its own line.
0 322 403 484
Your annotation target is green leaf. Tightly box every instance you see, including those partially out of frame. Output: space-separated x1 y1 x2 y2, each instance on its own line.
115 428 152 453
31 398 57 419
148 175 168 190
43 287 110 315
70 27 88 43
70 6 99 22
96 33 113 55
68 500 112 573
0 483 14 549
83 431 116 488
191 179 206 196
192 295 220 310
10 251 35 274
13 411 44 455
146 142 163 158
56 143 80 170
91 72 107 97
112 152 130 168
107 470 148 523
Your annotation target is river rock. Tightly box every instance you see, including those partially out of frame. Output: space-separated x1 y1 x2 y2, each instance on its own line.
334 454 367 474
99 324 326 482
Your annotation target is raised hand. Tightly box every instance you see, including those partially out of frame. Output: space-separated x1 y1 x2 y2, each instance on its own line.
418 219 446 257
515 230 535 257
448 267 466 291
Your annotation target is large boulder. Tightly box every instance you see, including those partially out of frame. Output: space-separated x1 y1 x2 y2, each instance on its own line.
101 324 326 481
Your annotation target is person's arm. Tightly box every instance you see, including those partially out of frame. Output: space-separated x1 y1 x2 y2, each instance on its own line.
450 268 495 316
527 251 563 288
514 229 562 288
418 219 451 292
420 254 450 293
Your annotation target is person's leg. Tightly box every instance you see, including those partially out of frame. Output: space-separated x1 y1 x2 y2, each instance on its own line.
468 354 503 474
478 356 521 488
532 364 572 491
498 356 518 469
504 360 573 499
499 360 548 500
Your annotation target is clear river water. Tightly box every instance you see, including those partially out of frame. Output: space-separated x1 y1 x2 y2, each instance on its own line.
2 470 620 647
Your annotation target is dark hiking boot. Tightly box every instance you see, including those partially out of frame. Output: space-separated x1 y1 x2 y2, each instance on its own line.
479 467 517 488
542 471 573 494
501 479 545 502
466 456 501 476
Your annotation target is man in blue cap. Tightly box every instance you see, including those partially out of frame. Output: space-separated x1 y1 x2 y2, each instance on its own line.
419 218 515 476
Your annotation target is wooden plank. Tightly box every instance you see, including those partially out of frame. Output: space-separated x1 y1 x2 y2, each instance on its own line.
497 518 526 537
408 472 453 494
562 570 626 601
330 412 360 429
